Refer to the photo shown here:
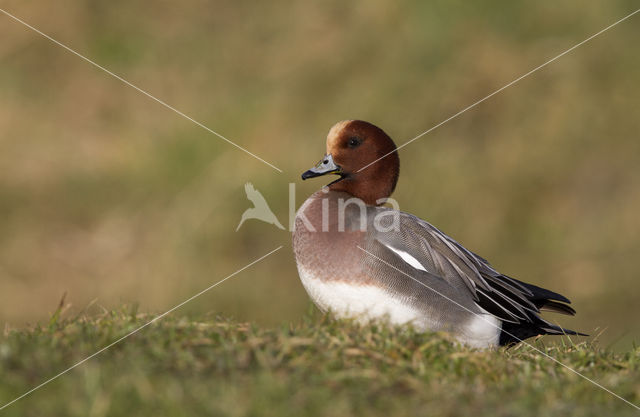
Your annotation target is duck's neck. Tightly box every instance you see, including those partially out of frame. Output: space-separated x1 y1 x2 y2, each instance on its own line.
328 173 395 206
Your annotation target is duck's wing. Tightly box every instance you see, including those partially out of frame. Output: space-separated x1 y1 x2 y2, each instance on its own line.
369 210 576 324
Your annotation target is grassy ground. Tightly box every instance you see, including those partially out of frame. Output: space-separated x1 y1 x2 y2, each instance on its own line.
1 307 638 417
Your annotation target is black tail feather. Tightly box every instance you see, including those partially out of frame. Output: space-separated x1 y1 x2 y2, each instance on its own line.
508 277 572 304
496 279 587 346
539 300 576 316
499 320 588 346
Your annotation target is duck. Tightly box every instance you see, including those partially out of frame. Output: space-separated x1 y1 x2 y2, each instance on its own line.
292 120 584 348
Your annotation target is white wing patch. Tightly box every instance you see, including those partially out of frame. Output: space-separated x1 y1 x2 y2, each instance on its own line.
384 245 428 272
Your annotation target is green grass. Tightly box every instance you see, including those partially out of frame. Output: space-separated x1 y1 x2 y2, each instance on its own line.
1 307 639 417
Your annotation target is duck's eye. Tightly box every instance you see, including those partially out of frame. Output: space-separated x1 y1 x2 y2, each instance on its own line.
347 137 362 148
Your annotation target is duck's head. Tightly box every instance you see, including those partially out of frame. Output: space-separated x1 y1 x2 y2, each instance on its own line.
302 120 399 205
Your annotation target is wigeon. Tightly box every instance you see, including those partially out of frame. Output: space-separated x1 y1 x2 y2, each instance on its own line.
293 120 584 348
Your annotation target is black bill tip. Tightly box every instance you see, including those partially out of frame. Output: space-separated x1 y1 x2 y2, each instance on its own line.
301 170 323 180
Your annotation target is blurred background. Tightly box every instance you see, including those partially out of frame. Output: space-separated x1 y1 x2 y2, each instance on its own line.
1 0 638 349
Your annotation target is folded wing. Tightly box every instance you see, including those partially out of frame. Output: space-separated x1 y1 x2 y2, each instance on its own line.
369 209 583 343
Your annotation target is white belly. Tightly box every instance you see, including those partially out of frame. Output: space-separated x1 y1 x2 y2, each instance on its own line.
297 264 501 348
297 264 422 326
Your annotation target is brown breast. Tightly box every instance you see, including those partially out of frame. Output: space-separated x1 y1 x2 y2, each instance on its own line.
292 190 372 285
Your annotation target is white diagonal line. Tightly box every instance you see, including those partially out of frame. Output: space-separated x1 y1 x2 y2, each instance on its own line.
358 8 640 173
0 8 282 173
0 245 283 411
357 245 640 412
